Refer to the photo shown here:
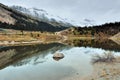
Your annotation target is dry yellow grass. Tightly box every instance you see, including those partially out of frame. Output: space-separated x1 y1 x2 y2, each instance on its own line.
0 35 36 41
0 29 63 43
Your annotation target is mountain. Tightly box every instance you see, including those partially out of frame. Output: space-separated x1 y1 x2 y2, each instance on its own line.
11 5 73 27
11 6 97 26
0 3 68 32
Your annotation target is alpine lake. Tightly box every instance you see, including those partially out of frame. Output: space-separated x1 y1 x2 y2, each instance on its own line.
0 39 120 80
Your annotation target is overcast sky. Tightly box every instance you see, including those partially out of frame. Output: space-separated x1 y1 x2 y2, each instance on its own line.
0 0 120 26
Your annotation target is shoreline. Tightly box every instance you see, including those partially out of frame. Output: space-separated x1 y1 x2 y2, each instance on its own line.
0 40 43 46
0 36 119 46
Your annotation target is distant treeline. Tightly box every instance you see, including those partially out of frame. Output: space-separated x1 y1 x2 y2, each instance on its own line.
73 22 120 37
69 39 120 52
0 21 67 32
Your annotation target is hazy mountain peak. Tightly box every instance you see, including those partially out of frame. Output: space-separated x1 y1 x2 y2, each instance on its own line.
10 5 96 27
0 3 68 32
11 5 73 27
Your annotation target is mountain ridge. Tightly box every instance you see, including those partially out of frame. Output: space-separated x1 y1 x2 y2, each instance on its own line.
11 5 73 27
0 3 68 32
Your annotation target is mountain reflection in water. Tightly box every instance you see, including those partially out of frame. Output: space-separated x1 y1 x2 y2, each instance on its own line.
0 43 70 69
0 39 119 80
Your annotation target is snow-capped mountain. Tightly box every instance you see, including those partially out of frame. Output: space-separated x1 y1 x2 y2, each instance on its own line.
11 5 73 27
11 5 96 27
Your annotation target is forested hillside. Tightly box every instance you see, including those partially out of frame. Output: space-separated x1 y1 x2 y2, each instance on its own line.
59 22 120 38
0 3 68 32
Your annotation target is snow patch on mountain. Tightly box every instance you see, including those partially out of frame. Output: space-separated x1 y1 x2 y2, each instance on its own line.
11 5 96 27
11 6 73 27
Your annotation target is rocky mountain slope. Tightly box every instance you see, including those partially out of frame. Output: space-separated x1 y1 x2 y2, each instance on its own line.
11 5 73 27
0 3 68 32
0 4 16 24
11 6 96 26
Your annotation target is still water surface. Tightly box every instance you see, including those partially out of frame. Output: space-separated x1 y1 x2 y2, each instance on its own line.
0 39 119 80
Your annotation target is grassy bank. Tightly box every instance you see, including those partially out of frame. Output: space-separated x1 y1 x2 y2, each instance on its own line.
0 29 64 46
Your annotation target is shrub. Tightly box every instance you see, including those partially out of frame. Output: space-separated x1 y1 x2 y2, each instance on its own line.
92 52 115 64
